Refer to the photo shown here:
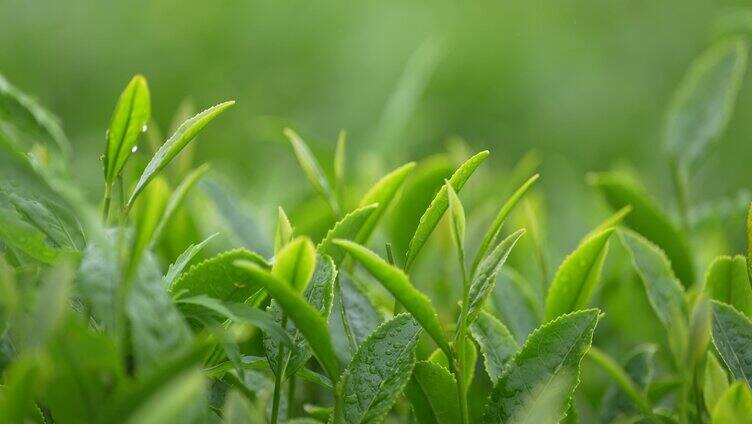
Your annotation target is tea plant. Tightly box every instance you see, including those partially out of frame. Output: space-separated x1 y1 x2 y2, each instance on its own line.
0 36 751 424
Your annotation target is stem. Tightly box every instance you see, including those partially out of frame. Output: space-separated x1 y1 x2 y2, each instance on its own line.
271 315 289 424
117 174 126 218
454 251 470 424
288 375 297 419
102 183 112 223
386 243 402 315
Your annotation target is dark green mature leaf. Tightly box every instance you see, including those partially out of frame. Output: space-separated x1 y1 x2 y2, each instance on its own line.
470 311 518 384
618 229 687 328
335 314 421 424
473 173 539 273
317 204 377 265
711 300 752 385
596 345 656 423
590 173 695 286
705 255 752 318
332 274 383 359
0 357 46 423
711 381 752 423
405 361 461 424
665 38 748 168
272 236 316 292
333 239 451 358
483 309 601 424
151 163 210 245
103 75 151 183
492 268 543 344
355 162 416 245
704 353 729 414
234 261 340 382
128 100 235 208
169 248 268 303
284 128 340 215
467 229 525 324
5 191 84 251
0 203 59 264
405 150 489 270
545 228 614 321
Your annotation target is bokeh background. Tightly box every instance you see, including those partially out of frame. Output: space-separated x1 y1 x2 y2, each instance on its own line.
1 0 751 256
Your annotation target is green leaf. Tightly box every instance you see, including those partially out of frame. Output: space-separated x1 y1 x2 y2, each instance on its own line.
128 176 169 278
334 129 347 205
704 353 729 415
545 228 614 321
467 229 525 324
234 260 340 383
492 267 543 344
0 204 59 264
317 204 378 265
161 233 217 288
446 181 466 261
331 274 383 361
151 163 210 245
284 128 339 215
590 346 655 422
711 381 752 423
169 248 268 303
711 300 752 385
0 357 47 424
355 162 416 245
470 310 518 384
333 238 451 358
590 173 695 285
584 205 631 242
128 100 235 208
16 261 73 352
275 206 294 254
126 368 206 424
665 38 748 168
473 173 539 273
483 309 601 424
427 336 477 391
705 255 752 318
405 150 489 270
103 75 151 183
405 361 461 424
4 191 84 251
335 314 421 424
618 229 687 328
272 236 316 292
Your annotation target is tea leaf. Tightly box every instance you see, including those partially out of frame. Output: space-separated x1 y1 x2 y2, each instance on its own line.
711 381 752 423
272 236 315 292
492 268 543 344
126 368 206 424
704 255 752 318
446 181 466 261
355 162 416 245
317 204 377 264
128 100 235 208
161 233 217 288
151 163 210 245
483 309 601 424
584 205 631 242
405 150 489 270
234 260 340 382
665 38 748 168
427 336 476 391
590 173 695 285
275 206 294 254
335 314 421 424
0 203 59 264
703 353 729 414
711 300 752 385
404 361 461 424
333 275 382 353
473 173 539 273
284 128 339 216
169 248 268 303
333 239 451 357
589 346 655 421
103 75 151 183
334 129 346 205
5 191 84 250
467 229 525 324
545 228 614 321
470 310 518 384
128 176 169 278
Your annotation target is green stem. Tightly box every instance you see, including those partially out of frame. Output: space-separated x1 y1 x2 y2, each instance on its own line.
386 243 402 315
102 183 112 223
288 375 297 419
271 315 289 424
454 253 470 424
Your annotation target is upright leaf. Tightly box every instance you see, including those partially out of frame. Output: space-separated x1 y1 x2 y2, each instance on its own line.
470 311 518 384
284 128 339 215
446 182 466 260
128 176 169 278
128 100 235 208
711 381 752 423
161 233 217 288
355 162 416 245
545 228 614 321
596 345 656 423
151 163 210 245
335 314 421 424
405 150 489 270
103 75 151 183
333 239 451 357
404 361 461 424
317 204 377 265
705 255 752 318
483 309 601 424
272 236 315 292
711 300 752 385
704 353 729 414
275 206 294 254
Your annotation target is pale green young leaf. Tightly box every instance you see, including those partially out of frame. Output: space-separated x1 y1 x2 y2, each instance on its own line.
405 150 489 270
473 173 539 273
334 129 346 205
545 228 614 321
711 300 752 385
665 38 748 168
284 128 339 215
355 162 416 245
446 181 466 260
234 260 340 382
169 248 269 303
583 205 631 242
274 206 294 254
704 353 729 414
103 75 151 183
596 345 656 423
128 100 235 208
127 176 169 279
272 236 315 292
427 336 477 391
333 238 451 358
161 233 217 288
317 203 377 264
151 163 210 246
470 310 518 384
590 173 695 286
404 361 461 424
483 309 601 424
467 229 525 324
704 255 752 318
335 314 421 424
711 381 752 423
0 357 47 423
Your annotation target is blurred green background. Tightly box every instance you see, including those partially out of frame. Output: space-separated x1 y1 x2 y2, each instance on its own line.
1 0 751 254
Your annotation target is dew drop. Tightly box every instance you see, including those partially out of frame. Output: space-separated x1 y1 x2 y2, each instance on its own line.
142 124 148 133
131 145 138 153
